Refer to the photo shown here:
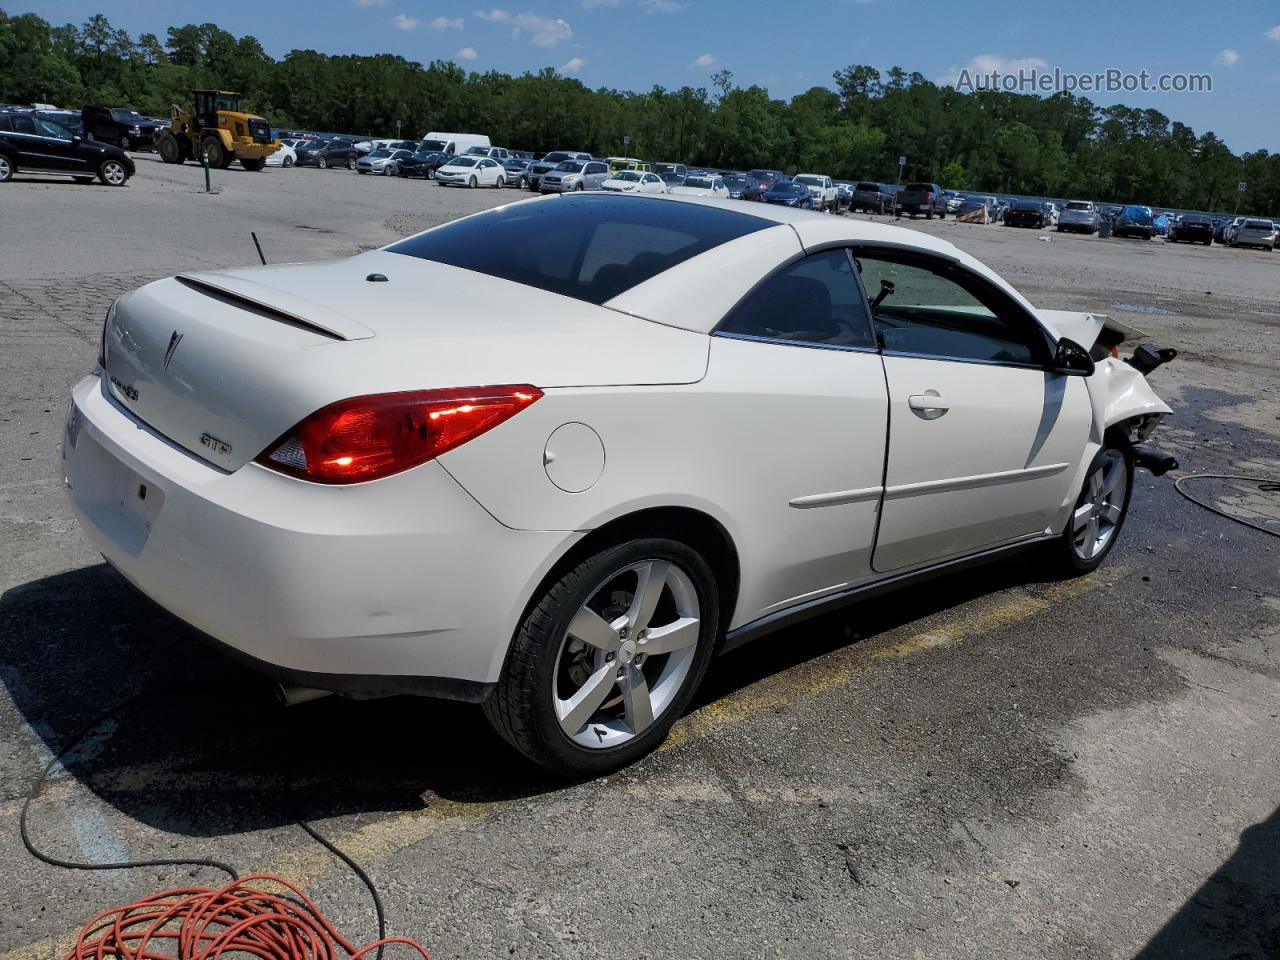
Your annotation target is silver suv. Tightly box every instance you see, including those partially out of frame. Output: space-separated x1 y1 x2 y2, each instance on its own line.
539 159 610 193
526 151 592 190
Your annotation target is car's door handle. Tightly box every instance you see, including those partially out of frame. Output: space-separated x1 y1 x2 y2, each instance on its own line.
908 394 952 414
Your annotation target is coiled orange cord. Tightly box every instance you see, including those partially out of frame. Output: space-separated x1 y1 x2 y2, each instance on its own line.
63 873 431 960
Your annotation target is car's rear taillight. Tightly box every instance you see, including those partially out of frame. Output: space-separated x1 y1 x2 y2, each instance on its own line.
99 300 116 368
256 385 542 484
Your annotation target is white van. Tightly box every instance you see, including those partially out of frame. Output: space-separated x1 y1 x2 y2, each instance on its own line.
420 132 490 156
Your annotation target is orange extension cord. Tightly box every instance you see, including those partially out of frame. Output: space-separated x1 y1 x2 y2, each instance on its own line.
21 695 433 960
62 874 431 960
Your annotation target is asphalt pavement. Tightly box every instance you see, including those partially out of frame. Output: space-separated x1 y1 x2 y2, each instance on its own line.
1 157 1277 959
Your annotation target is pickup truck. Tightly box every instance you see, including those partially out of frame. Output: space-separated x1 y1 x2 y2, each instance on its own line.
792 173 838 212
896 181 947 219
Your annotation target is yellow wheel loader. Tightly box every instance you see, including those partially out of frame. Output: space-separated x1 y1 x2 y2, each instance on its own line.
154 90 280 171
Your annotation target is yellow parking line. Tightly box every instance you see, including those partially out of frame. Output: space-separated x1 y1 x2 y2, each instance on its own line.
0 568 1125 960
662 568 1125 752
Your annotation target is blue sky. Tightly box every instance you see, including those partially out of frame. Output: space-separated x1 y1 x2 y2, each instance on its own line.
14 0 1280 152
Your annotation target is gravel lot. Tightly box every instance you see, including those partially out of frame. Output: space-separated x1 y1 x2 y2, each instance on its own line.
2 155 1278 960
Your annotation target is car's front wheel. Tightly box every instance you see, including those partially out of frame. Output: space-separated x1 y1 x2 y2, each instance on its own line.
98 159 128 186
1052 440 1133 574
484 538 719 775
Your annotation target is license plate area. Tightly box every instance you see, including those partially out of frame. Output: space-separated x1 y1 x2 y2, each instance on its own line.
71 429 165 558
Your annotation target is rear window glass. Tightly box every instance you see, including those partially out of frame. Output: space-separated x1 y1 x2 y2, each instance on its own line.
388 194 773 305
1245 220 1273 229
904 183 931 192
855 183 880 191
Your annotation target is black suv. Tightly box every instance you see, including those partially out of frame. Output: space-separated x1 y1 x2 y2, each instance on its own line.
296 139 359 169
82 105 164 151
0 112 134 185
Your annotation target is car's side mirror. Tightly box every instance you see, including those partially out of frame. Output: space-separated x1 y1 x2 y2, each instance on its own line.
1053 338 1095 377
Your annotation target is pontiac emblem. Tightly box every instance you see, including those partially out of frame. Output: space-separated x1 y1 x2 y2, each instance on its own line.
163 331 184 372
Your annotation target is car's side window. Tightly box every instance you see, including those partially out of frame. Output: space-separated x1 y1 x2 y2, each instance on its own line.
718 248 876 349
854 252 1046 366
10 115 36 135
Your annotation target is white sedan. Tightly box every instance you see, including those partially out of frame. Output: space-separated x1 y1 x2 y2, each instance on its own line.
434 155 505 188
600 170 668 194
668 174 729 199
265 142 297 168
64 194 1175 775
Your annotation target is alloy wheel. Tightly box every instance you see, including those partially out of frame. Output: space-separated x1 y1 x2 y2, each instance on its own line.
552 559 701 749
0 156 11 182
101 161 127 186
1072 450 1128 560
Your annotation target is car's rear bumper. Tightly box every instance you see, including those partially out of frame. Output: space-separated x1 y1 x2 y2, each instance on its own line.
62 373 575 697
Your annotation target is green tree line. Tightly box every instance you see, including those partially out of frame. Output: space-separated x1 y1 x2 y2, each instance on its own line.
3 9 1277 214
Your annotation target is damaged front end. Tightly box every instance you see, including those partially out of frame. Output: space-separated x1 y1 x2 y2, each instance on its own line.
1039 309 1179 476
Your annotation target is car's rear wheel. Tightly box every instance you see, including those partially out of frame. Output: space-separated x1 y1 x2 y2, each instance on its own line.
484 538 719 775
1052 440 1133 574
347 158 356 170
0 155 12 183
495 175 505 188
119 135 131 152
98 159 128 186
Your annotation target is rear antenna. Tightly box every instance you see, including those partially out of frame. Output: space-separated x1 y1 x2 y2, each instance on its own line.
251 231 266 266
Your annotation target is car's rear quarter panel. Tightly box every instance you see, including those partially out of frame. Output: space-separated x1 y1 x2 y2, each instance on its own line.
439 336 889 630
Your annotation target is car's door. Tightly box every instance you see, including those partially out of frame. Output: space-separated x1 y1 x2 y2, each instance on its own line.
479 158 500 184
585 161 609 188
6 114 77 172
854 248 1092 572
713 246 889 611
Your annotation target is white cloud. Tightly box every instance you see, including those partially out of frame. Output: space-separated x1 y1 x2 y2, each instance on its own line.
1266 24 1280 40
457 46 478 60
1217 48 1240 66
428 16 465 30
937 54 1047 86
641 0 683 12
582 0 619 7
393 13 419 30
560 56 586 73
691 53 717 70
354 0 389 7
474 9 571 46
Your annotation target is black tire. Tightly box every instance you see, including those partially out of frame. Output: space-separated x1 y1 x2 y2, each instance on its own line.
202 137 226 169
347 158 356 170
284 156 294 168
98 158 128 186
318 157 329 169
240 157 265 172
1047 436 1134 575
468 175 477 188
156 132 183 164
119 135 131 152
0 154 13 183
483 537 720 775
495 175 505 188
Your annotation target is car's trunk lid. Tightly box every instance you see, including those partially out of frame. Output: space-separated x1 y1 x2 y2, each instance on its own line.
103 250 709 472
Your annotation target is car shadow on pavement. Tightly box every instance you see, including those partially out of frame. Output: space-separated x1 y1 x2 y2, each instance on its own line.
1134 805 1280 959
1 548 1076 840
